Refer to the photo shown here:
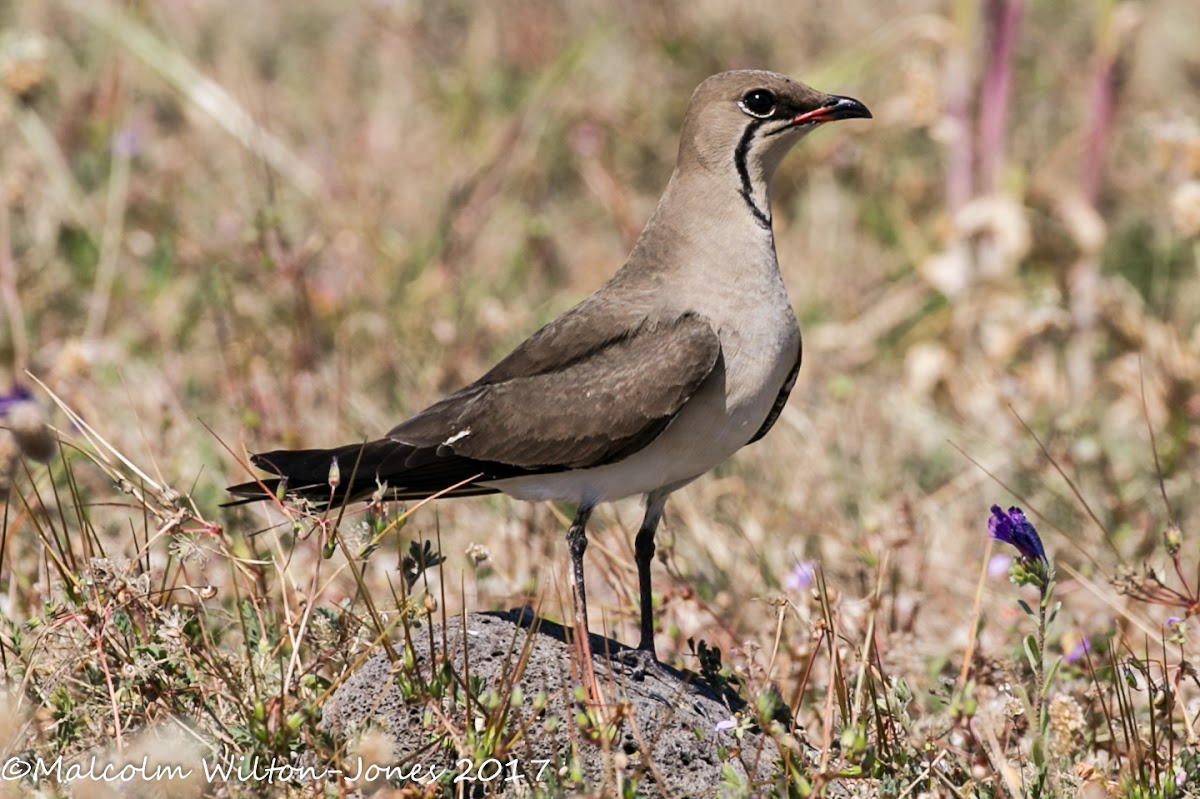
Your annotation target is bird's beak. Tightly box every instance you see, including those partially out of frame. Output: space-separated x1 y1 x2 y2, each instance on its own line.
792 95 872 125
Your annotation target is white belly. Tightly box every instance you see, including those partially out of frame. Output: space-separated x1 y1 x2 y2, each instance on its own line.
487 327 799 504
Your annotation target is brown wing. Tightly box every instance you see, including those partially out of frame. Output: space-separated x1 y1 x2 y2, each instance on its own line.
388 311 721 469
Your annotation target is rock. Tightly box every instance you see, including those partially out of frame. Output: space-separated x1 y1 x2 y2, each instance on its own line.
322 609 791 797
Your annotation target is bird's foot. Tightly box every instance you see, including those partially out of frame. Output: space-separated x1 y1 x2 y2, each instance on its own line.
612 646 660 681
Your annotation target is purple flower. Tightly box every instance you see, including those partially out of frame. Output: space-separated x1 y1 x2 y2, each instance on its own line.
1065 638 1092 664
987 553 1013 579
784 561 816 592
112 125 145 158
714 718 737 733
0 385 34 415
989 505 1047 564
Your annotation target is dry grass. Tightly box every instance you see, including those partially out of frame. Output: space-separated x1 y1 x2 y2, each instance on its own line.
1 0 1199 796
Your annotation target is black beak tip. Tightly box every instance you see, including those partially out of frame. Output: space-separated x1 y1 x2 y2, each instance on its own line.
826 95 872 121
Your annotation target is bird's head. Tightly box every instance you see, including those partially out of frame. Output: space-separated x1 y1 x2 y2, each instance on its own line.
678 70 871 189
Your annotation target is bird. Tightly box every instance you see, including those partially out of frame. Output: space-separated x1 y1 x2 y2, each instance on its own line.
227 70 870 661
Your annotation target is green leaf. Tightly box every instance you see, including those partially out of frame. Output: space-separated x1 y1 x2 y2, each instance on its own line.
241 600 263 648
1031 733 1045 768
112 608 133 635
1023 633 1040 674
1017 598 1036 618
58 225 100 277
1042 656 1063 696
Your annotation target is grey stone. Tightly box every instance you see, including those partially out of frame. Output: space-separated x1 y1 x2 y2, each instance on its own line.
322 609 792 797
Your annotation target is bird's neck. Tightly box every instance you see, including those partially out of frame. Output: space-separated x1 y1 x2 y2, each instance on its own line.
606 166 788 321
641 166 779 267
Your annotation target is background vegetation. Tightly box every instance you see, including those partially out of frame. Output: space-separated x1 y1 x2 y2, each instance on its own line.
1 0 1198 795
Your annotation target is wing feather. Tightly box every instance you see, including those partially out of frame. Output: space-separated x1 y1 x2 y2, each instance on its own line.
389 312 720 469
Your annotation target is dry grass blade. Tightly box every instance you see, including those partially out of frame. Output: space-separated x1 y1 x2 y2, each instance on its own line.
61 0 322 199
25 372 166 498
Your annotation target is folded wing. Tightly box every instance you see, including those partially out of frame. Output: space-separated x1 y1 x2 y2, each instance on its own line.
227 309 720 506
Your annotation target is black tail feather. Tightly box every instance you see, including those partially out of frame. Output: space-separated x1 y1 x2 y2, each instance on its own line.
225 438 557 507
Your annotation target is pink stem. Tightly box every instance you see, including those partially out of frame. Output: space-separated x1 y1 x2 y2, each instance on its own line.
978 0 1024 195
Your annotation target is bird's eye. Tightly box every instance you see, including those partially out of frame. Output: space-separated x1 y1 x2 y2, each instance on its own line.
739 89 777 118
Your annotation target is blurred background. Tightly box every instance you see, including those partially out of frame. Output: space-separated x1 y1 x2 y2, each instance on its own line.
1 0 1199 745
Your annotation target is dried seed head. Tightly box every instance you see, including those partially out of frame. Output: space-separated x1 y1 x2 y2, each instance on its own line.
1171 181 1200 238
350 728 397 782
0 32 49 101
0 431 17 498
6 400 55 463
465 542 491 565
1165 520 1183 555
1048 694 1087 757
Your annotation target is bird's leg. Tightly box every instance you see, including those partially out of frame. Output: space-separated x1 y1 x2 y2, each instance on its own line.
634 492 668 658
566 502 605 704
566 503 594 649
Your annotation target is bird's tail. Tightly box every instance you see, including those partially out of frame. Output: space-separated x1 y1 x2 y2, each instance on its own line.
225 439 515 507
225 440 399 505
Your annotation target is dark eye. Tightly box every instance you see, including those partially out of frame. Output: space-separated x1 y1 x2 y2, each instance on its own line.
740 89 777 118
